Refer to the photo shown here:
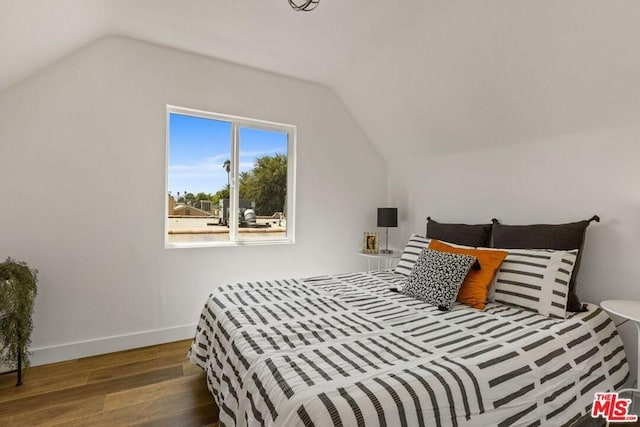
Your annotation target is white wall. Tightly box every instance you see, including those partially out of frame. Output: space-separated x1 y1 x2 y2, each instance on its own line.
0 36 387 364
344 1 640 390
388 127 640 387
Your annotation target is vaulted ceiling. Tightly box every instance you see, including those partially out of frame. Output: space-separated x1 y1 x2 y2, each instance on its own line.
3 0 640 160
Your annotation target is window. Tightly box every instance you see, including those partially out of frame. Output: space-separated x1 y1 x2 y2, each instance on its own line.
166 105 296 248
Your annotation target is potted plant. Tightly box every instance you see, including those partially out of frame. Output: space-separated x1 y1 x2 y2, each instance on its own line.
0 257 37 384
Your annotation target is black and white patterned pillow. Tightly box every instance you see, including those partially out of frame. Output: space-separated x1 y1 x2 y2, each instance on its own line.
401 248 477 311
394 234 431 276
488 248 578 318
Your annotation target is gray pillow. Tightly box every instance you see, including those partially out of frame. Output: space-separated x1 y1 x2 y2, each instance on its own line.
402 248 477 311
491 216 599 312
426 217 493 247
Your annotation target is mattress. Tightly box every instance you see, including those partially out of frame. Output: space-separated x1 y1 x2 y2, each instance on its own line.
189 270 629 427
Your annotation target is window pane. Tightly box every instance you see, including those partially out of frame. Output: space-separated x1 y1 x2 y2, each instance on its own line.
238 127 288 241
167 113 231 244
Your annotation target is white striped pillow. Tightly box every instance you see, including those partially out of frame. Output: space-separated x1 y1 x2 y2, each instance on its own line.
490 248 578 318
394 234 431 276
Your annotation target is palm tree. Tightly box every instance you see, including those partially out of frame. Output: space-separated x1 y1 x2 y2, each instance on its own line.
222 159 231 189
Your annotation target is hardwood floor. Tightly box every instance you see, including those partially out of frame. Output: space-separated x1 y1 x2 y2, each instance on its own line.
0 339 219 426
4 340 636 427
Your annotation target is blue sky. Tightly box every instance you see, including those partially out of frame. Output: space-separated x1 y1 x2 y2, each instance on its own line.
168 113 287 196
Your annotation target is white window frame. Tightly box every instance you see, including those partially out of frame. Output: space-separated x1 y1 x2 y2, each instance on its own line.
165 105 296 248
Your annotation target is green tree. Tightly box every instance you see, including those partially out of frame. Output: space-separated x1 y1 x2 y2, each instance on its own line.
239 154 287 216
195 192 212 202
184 192 196 204
211 186 230 205
222 159 231 188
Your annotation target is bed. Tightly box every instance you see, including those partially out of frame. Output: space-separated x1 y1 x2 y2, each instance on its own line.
188 269 629 426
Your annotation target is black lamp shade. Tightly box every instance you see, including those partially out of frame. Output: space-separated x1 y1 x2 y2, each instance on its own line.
377 208 398 228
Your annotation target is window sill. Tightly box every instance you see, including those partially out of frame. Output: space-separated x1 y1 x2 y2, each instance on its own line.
164 239 295 249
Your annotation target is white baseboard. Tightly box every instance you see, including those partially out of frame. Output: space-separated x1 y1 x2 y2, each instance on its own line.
28 323 197 367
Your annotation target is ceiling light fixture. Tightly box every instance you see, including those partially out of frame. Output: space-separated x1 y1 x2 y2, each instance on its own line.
288 0 319 11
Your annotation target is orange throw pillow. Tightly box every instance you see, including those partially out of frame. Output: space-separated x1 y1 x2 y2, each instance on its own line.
428 240 508 310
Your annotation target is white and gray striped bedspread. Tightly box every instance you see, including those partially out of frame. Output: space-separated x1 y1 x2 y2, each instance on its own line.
189 270 629 427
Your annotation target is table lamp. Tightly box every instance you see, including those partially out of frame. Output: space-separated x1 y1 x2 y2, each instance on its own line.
377 208 398 254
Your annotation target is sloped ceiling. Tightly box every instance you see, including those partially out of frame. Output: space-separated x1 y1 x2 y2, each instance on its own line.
3 0 640 160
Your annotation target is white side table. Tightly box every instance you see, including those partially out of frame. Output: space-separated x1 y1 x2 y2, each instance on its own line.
359 252 401 271
601 300 640 391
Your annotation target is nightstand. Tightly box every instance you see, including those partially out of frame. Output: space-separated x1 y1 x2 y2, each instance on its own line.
601 300 640 406
359 251 401 271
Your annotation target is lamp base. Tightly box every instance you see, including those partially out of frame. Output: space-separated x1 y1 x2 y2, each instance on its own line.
380 249 394 254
